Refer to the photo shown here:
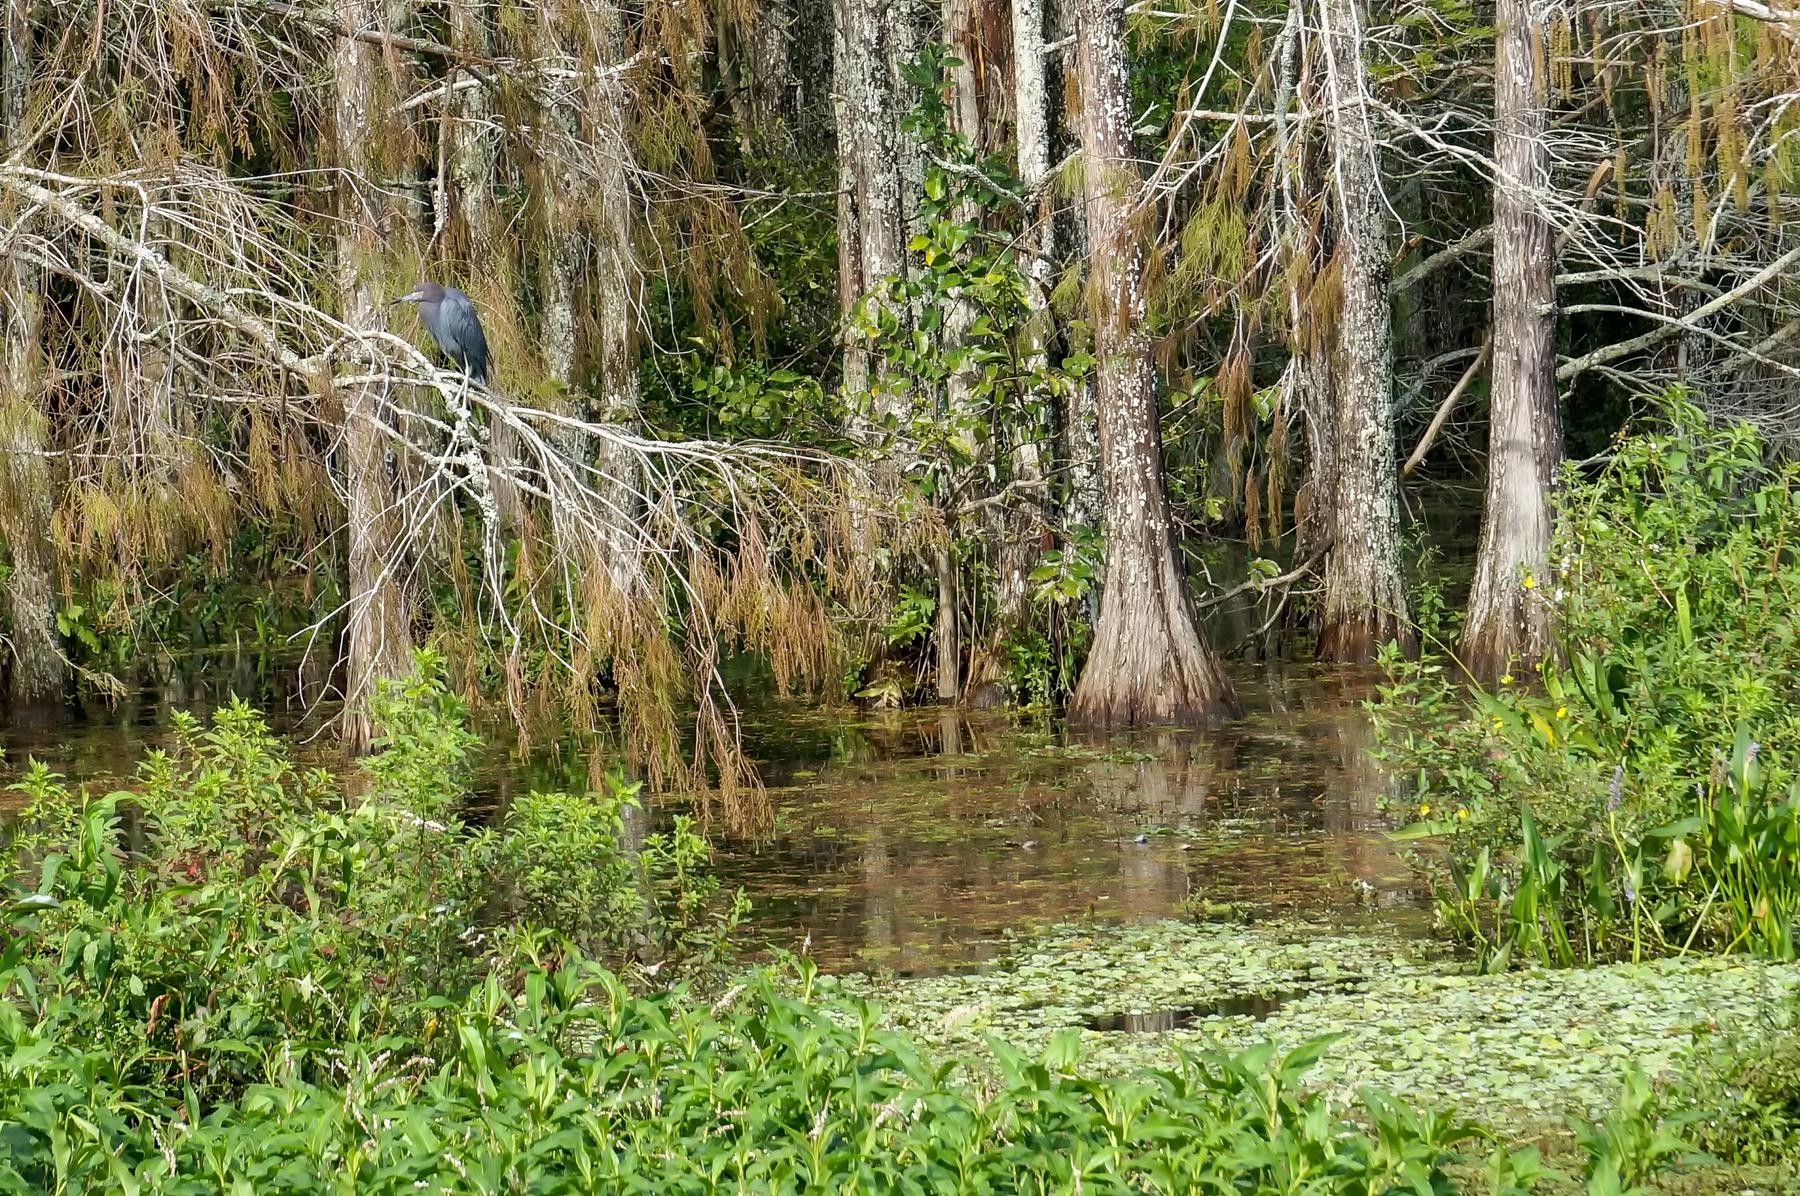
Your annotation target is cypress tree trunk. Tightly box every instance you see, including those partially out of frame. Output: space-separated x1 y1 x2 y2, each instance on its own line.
449 0 524 533
1051 0 1101 537
838 0 911 385
1066 0 1236 727
589 4 646 597
1460 0 1560 682
832 6 867 396
1293 340 1337 565
0 395 61 712
836 0 918 664
1316 0 1410 661
334 0 413 747
1 0 61 713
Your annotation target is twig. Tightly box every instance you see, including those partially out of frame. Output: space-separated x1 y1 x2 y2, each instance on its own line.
1195 541 1332 611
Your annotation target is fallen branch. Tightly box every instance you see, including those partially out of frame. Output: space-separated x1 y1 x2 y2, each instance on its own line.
1402 332 1492 478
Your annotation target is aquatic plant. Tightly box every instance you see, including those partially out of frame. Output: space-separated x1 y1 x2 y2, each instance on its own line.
1376 401 1800 965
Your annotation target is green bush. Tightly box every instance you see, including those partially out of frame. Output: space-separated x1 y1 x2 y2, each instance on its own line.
0 949 1572 1195
0 654 742 1099
0 678 1716 1192
1375 399 1800 965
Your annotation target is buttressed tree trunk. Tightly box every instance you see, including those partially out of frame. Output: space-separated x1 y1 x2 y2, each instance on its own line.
334 0 414 747
1317 0 1411 661
1 0 62 712
1066 0 1237 727
1461 0 1560 682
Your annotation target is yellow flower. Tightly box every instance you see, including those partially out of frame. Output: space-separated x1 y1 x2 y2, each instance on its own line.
1556 706 1568 719
1522 574 1537 590
1500 673 1515 686
1418 804 1432 818
1456 808 1471 822
1491 717 1504 729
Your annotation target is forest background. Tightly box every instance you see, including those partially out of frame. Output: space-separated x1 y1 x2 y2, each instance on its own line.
3 0 1798 783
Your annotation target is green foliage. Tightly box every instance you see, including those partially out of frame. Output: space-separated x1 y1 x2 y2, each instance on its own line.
841 45 1092 704
0 948 1528 1195
498 786 642 953
1677 1018 1800 1167
0 684 1738 1193
1571 1068 1704 1195
679 357 839 440
499 780 745 976
0 657 741 1103
1375 399 1800 965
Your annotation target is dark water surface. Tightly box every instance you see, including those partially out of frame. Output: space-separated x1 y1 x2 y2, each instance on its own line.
1 657 1424 975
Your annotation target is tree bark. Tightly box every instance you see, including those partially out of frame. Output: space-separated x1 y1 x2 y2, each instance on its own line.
835 0 917 638
0 378 61 713
588 3 646 598
1293 339 1337 564
1316 0 1410 661
837 0 911 393
449 0 524 533
1066 0 1237 727
832 4 868 396
1 0 62 713
1050 0 1101 537
1460 0 1561 682
334 0 413 747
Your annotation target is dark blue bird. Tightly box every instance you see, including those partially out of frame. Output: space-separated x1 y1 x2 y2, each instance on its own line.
392 280 490 384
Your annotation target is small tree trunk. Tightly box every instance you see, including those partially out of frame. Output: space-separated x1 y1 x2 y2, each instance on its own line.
448 0 524 533
964 0 1053 704
1316 0 1410 661
0 398 61 711
933 541 959 701
832 6 868 397
1460 0 1560 682
1 0 62 712
1066 0 1236 727
334 0 413 747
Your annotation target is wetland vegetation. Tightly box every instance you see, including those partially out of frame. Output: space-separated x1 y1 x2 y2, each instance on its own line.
6 0 1800 1188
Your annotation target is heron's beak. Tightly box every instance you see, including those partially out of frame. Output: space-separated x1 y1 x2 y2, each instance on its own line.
390 290 424 305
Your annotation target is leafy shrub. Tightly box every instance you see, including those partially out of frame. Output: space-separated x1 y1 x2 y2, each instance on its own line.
0 950 1556 1195
1376 399 1800 965
498 781 744 974
0 655 742 1099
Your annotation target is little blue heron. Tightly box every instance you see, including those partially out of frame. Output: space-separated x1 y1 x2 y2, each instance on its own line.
391 280 490 384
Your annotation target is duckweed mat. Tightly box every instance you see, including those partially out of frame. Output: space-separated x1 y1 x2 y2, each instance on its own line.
818 919 1800 1126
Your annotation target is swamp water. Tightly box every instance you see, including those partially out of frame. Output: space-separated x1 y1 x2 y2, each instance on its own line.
1 658 1422 973
7 655 1800 1127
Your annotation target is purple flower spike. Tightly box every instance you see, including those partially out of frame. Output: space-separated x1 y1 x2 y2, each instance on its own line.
1607 765 1625 812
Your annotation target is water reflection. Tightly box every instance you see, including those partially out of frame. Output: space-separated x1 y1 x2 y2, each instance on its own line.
715 664 1423 973
2 657 1424 976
